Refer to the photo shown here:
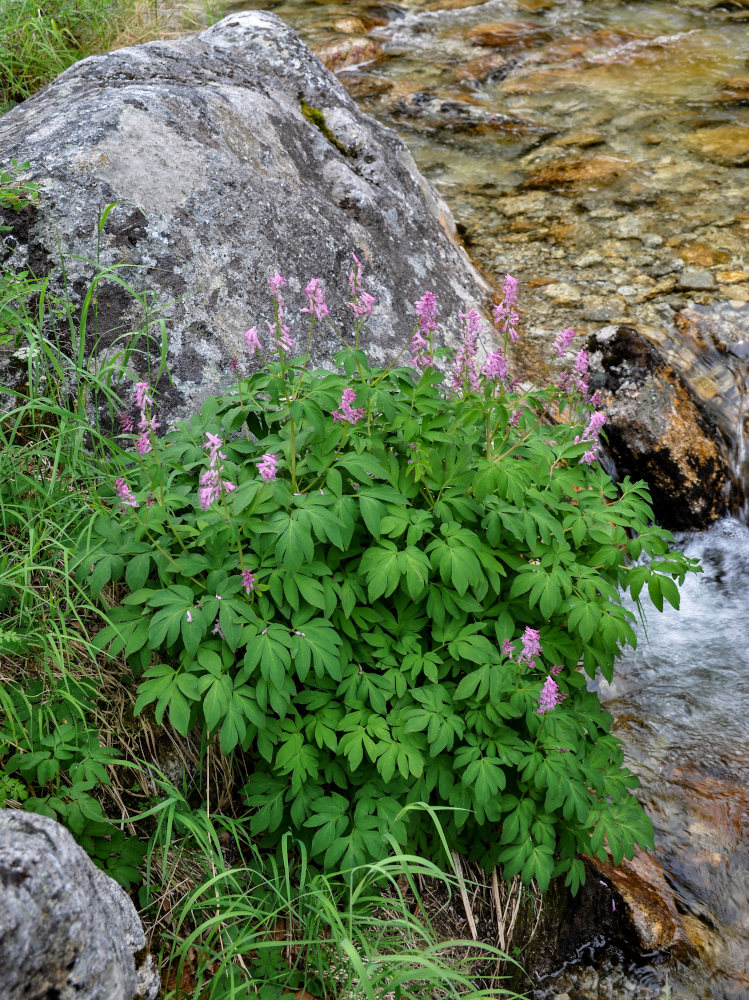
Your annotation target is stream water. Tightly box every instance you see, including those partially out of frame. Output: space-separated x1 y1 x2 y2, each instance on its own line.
212 0 748 994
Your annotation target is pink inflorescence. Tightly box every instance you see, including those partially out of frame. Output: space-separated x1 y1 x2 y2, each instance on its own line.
114 477 139 509
241 567 256 594
493 274 520 342
409 291 437 370
574 410 606 465
198 433 236 509
301 277 330 321
518 626 542 668
501 638 515 659
268 271 294 353
552 327 576 358
119 412 134 433
244 326 262 356
482 349 509 383
332 387 366 425
132 381 159 457
346 253 377 321
450 309 483 394
537 675 563 714
257 452 278 483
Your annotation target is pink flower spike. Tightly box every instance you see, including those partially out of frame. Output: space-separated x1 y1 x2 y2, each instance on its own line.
301 277 330 321
269 272 286 296
257 453 278 483
332 387 366 425
552 327 576 358
134 382 152 410
244 326 262 355
241 568 256 594
519 626 542 667
119 413 134 433
135 434 152 457
114 477 139 509
551 664 564 676
537 676 561 714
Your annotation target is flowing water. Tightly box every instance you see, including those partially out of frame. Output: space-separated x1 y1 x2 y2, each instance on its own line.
216 0 749 993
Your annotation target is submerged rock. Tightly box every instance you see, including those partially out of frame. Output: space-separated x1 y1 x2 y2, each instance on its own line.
587 325 730 529
0 11 492 423
0 809 158 1000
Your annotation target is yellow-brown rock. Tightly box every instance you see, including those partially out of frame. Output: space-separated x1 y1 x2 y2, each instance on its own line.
313 37 384 73
590 849 693 954
684 124 749 167
454 52 509 84
522 154 633 190
468 21 540 49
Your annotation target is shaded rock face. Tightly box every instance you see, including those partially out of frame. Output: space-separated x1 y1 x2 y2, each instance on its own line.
0 11 492 423
587 325 730 529
0 809 158 1000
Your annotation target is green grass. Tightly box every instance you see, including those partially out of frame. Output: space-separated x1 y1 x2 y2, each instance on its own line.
0 0 222 113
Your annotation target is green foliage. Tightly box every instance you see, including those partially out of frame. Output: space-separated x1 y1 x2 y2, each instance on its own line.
86 296 699 894
0 676 145 888
141 793 526 1000
0 0 221 112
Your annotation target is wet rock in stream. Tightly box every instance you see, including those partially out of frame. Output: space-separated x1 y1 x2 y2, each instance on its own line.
586 325 731 528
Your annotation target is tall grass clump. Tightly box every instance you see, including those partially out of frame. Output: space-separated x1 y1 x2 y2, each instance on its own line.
0 0 223 113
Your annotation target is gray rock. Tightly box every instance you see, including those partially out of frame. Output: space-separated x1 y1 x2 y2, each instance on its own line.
0 809 158 1000
0 11 492 423
677 269 716 291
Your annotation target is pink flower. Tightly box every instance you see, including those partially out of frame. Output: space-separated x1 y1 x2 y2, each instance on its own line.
409 291 437 370
269 271 286 296
119 413 134 433
482 349 509 383
137 414 160 434
519 626 541 668
332 388 366 425
204 432 226 469
241 568 256 594
244 326 262 355
552 327 575 358
346 253 376 320
114 477 139 509
257 453 278 482
347 291 376 320
580 449 597 465
212 619 225 640
501 638 515 659
493 274 519 342
414 291 438 333
537 676 562 714
301 278 330 321
134 382 152 410
576 410 606 443
450 309 482 394
551 664 564 676
135 434 152 457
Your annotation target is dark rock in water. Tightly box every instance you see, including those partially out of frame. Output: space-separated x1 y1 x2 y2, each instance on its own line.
0 11 492 423
0 809 158 1000
589 849 694 956
586 325 730 529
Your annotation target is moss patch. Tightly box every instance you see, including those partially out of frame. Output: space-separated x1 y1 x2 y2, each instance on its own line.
299 98 350 156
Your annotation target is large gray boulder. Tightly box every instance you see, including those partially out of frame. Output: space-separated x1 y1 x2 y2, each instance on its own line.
0 809 158 1000
0 11 493 420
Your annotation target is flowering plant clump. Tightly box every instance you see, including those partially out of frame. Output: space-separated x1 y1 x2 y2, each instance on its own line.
84 265 698 892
